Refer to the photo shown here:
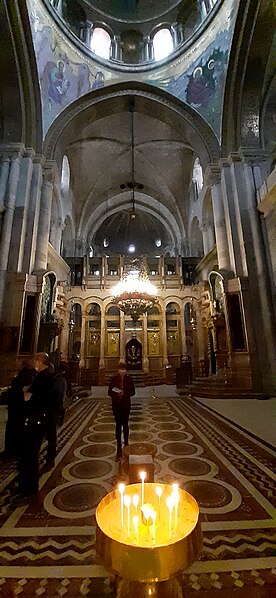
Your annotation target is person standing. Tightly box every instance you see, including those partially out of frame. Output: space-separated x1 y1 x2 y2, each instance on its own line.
4 358 36 458
108 363 135 460
18 353 55 496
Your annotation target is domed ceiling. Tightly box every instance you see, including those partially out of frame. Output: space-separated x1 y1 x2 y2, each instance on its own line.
84 0 182 23
93 209 172 256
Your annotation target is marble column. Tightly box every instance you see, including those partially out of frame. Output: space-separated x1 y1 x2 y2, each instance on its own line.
220 157 246 277
8 149 35 272
201 218 210 255
99 308 106 369
34 161 56 271
206 164 231 272
142 313 149 373
79 312 86 368
0 153 10 214
0 147 22 319
120 310 125 362
22 156 43 273
161 309 169 367
180 303 187 358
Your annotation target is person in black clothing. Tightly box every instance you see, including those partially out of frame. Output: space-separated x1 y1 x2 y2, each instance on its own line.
18 352 55 496
108 363 135 460
4 358 36 458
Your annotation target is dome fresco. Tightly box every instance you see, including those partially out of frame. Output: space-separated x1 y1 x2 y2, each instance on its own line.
84 0 183 23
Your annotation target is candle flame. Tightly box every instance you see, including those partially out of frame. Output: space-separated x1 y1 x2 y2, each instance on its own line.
124 495 131 507
155 486 163 498
140 471 146 481
118 483 125 494
132 494 139 508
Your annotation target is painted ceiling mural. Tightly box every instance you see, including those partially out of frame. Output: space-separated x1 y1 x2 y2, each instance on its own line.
27 0 237 139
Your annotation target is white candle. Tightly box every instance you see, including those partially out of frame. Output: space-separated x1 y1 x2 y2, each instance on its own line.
172 488 180 529
151 509 157 544
132 493 139 514
133 515 139 543
155 486 163 519
166 496 174 539
124 494 131 536
118 483 125 529
140 471 146 506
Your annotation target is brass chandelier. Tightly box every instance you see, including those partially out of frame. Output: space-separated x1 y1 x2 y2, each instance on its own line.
111 99 158 324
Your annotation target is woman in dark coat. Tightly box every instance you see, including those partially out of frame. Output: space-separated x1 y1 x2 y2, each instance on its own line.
4 358 36 458
108 362 135 460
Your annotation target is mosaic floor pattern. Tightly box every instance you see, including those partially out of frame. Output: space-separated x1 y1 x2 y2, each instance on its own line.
0 395 275 597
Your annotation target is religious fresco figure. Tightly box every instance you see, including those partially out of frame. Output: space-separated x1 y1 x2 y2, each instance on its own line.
48 60 70 106
92 71 105 90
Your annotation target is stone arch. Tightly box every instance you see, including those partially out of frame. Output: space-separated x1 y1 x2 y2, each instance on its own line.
43 81 220 166
221 0 275 154
0 1 42 150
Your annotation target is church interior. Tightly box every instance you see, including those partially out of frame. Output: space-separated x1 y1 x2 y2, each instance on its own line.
0 0 275 596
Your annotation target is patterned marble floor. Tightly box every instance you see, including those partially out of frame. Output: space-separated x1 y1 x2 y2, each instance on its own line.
0 394 275 597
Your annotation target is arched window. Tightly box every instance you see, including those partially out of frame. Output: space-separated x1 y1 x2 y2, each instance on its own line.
153 28 173 61
72 303 82 328
61 155 70 194
91 27 111 59
192 157 203 197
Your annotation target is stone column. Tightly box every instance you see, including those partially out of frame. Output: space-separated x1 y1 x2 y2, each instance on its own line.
79 312 86 368
206 164 231 272
201 218 210 255
120 310 125 362
8 149 35 272
99 307 106 369
180 303 187 358
161 308 168 367
22 156 43 273
220 157 246 277
34 161 56 271
0 147 22 319
0 153 10 214
142 313 149 373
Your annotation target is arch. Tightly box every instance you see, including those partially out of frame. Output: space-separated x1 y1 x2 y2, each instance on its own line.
61 155 70 194
87 302 101 316
0 1 42 150
153 28 174 61
221 0 275 154
83 193 182 252
91 27 111 60
43 81 220 167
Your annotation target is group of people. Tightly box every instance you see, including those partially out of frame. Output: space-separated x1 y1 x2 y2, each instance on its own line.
3 357 135 499
3 353 71 498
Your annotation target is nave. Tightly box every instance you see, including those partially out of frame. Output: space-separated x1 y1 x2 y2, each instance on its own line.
0 390 275 597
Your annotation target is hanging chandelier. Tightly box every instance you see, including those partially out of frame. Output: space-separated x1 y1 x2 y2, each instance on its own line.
111 99 158 324
112 258 157 324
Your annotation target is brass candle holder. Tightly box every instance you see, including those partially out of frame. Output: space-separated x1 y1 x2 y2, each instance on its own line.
96 482 202 597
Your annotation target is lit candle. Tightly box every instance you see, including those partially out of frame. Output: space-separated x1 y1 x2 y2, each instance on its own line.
118 483 125 529
155 486 163 519
132 493 139 514
166 496 174 539
172 485 180 529
140 471 146 506
133 515 139 543
124 494 131 536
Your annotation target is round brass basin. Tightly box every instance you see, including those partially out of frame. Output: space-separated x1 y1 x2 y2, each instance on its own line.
96 482 202 582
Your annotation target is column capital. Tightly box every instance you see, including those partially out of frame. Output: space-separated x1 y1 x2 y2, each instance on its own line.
43 160 58 184
0 143 25 159
205 163 221 186
23 148 36 160
238 147 269 165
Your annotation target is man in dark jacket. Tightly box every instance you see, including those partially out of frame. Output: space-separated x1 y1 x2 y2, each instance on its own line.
18 353 55 496
108 362 135 460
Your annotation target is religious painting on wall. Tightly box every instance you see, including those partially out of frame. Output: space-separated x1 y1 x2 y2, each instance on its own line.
148 331 160 356
167 331 179 356
107 332 120 357
126 338 142 370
